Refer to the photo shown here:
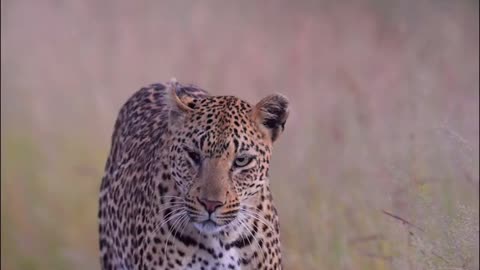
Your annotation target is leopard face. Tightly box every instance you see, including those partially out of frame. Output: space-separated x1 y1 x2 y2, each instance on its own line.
166 86 288 235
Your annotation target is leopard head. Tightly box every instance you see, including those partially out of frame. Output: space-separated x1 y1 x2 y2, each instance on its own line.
166 82 289 234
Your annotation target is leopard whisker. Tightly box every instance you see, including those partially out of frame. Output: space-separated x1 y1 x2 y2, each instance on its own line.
237 212 263 259
156 205 186 219
154 208 187 233
163 212 188 261
234 216 252 249
160 195 186 200
240 208 276 234
157 203 186 212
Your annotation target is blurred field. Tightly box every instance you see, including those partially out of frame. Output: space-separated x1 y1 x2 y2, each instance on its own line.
1 0 479 269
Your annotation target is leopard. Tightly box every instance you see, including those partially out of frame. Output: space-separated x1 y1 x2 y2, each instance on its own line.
98 78 289 270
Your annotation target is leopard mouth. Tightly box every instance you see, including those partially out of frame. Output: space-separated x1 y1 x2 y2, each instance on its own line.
193 220 225 234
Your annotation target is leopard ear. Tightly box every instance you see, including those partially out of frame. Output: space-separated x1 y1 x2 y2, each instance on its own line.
166 78 194 128
251 94 289 142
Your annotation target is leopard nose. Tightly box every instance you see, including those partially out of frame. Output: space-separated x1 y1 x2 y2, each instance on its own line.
198 198 224 213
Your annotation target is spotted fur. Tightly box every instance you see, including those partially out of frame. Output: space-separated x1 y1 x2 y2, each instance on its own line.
98 79 289 270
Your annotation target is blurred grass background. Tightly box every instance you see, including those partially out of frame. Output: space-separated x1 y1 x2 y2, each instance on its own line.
1 0 479 269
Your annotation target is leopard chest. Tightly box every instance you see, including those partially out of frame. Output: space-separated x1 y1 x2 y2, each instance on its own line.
176 239 245 270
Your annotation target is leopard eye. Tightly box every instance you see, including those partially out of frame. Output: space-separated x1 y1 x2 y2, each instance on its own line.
184 147 201 165
233 156 254 168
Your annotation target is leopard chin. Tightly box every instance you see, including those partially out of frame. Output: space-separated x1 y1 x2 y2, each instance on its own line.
193 220 226 234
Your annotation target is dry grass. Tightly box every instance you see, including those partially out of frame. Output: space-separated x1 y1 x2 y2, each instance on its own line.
1 0 478 269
